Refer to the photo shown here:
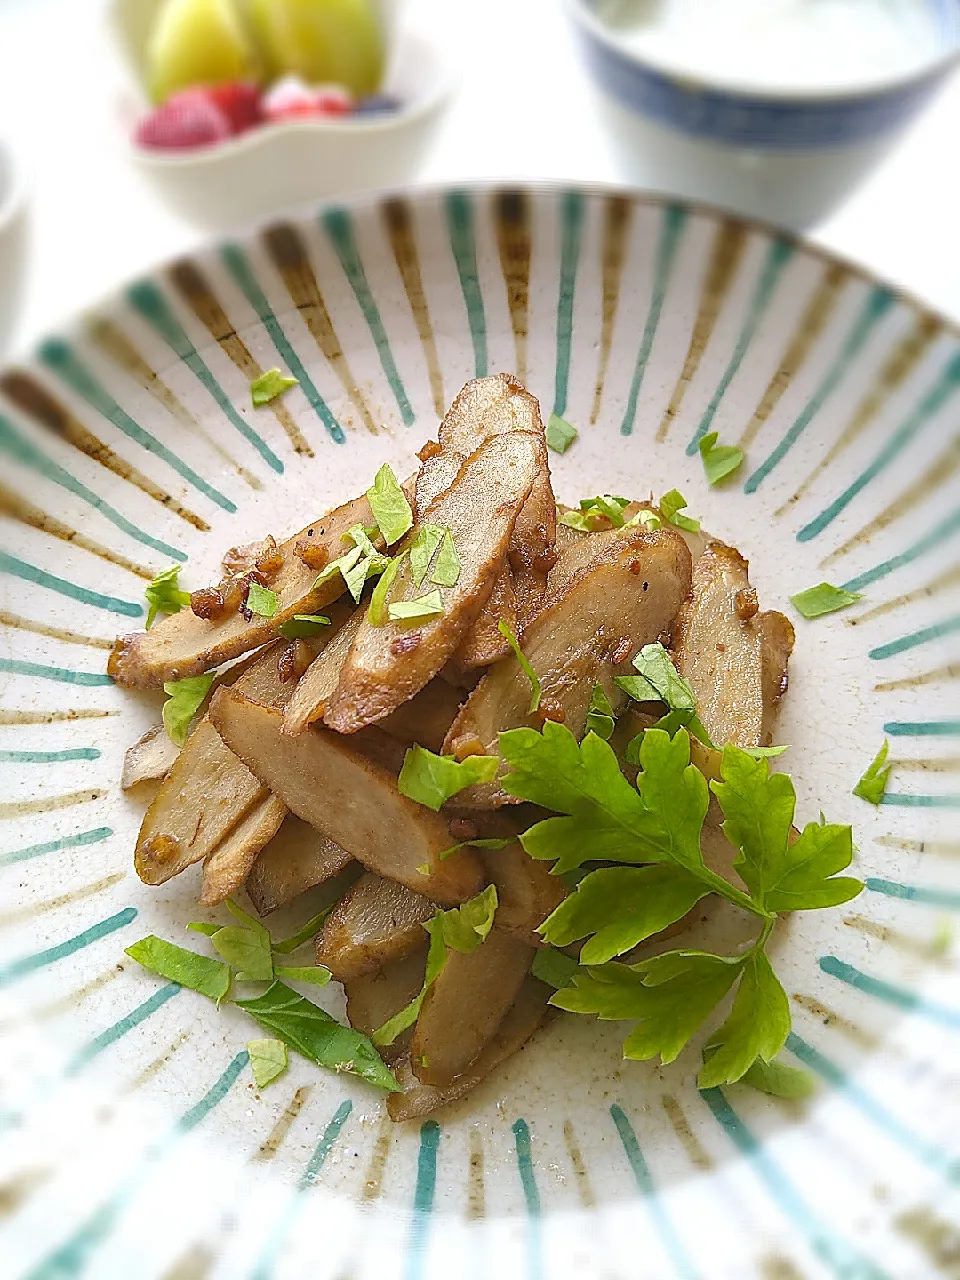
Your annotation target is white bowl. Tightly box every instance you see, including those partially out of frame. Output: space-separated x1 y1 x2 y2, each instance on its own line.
567 0 960 227
0 138 28 356
108 0 454 230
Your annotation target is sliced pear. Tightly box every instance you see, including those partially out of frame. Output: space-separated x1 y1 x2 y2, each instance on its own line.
210 690 483 904
411 930 534 1087
387 976 549 1121
247 0 384 97
324 431 539 734
317 871 434 980
246 814 355 915
147 0 260 103
444 527 693 806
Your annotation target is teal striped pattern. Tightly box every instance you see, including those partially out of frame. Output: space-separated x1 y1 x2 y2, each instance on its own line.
0 907 137 987
126 280 284 473
64 984 180 1077
841 507 960 593
38 337 239 508
821 955 960 1027
798 349 960 542
620 205 687 437
0 549 142 617
869 616 960 659
445 191 487 377
220 242 346 443
0 826 113 869
322 208 414 425
512 1120 543 1280
250 1099 354 1280
700 1087 889 1279
881 793 960 809
610 1104 697 1279
24 1051 248 1280
0 658 111 686
0 747 100 763
405 1121 440 1280
866 878 960 907
687 238 794 455
884 721 960 736
785 1034 958 1178
745 286 894 490
552 191 585 419
0 412 186 560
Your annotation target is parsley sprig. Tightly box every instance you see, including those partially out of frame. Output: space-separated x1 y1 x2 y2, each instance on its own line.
499 720 862 1087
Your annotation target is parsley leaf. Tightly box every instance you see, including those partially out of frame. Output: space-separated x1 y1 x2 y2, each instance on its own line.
245 582 278 618
247 1038 288 1088
789 582 862 618
711 746 863 912
854 740 892 805
368 552 405 626
430 529 461 587
397 744 498 810
743 745 789 758
553 951 742 1065
740 1056 815 1100
251 368 299 406
559 495 629 531
278 614 331 639
209 918 273 981
624 508 662 531
659 488 700 532
144 564 191 629
540 864 710 964
585 683 616 740
235 981 400 1092
366 464 413 546
409 524 446 587
531 946 579 989
546 413 578 453
272 906 338 954
699 431 744 485
438 836 511 860
275 965 332 987
125 935 230 1003
388 590 445 623
162 673 214 747
617 642 696 711
698 948 789 1087
498 619 541 712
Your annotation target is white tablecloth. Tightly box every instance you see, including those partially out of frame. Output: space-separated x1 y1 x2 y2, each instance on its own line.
2 0 959 351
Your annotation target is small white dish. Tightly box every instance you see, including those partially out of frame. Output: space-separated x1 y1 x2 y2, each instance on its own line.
0 137 28 356
108 0 454 230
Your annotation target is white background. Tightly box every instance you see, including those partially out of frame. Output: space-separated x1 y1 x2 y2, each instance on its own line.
1 0 959 350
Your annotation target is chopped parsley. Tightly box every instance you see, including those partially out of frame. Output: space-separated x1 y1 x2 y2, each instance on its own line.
278 614 330 639
144 564 191 629
853 739 892 805
409 524 446 587
162 673 214 747
397 743 499 811
247 1038 288 1088
699 431 744 486
546 413 578 453
251 369 299 406
659 488 700 532
125 935 230 1003
245 582 278 618
388 590 444 623
498 619 541 713
368 553 405 626
366 464 413 546
790 582 862 618
585 683 616 740
430 529 461 588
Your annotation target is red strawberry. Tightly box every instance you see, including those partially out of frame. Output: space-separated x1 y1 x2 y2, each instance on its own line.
135 88 232 151
208 81 263 135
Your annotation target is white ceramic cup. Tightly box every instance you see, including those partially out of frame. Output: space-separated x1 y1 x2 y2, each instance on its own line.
0 139 27 357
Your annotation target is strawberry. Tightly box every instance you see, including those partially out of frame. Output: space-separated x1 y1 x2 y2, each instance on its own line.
208 81 263 135
262 75 352 123
135 88 232 151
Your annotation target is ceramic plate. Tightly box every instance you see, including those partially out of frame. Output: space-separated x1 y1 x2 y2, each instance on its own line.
1 186 958 1280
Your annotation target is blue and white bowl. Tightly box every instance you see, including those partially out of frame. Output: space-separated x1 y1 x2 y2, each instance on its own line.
567 0 960 227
